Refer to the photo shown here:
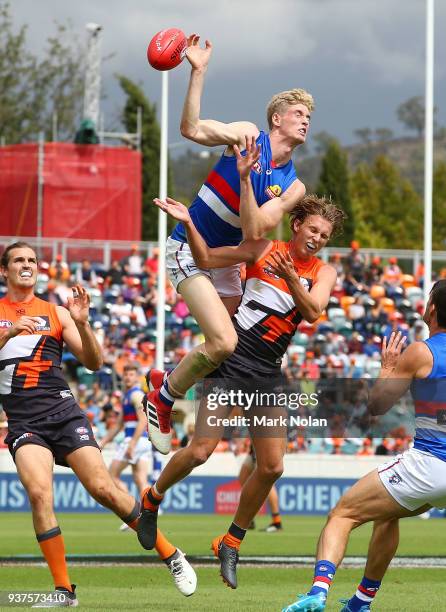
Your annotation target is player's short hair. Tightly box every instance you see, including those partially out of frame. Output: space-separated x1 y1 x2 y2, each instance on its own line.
0 241 37 269
266 89 315 129
429 280 446 327
123 363 140 373
289 194 346 238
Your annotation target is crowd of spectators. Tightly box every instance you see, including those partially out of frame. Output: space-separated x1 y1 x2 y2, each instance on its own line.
0 241 439 456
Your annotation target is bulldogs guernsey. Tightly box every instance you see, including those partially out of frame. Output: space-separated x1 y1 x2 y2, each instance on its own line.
123 385 148 439
214 241 324 376
171 131 297 247
0 296 72 422
411 332 446 462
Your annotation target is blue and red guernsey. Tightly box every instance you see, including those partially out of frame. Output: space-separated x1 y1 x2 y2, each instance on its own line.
411 332 446 462
171 131 297 248
123 385 147 438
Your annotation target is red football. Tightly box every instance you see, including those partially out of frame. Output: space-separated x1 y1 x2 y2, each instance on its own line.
147 28 187 71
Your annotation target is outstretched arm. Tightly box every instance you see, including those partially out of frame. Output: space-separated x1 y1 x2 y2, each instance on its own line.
154 197 268 268
180 35 258 147
236 137 306 240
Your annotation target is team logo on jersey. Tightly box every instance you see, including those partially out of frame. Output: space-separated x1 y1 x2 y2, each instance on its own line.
60 390 73 399
252 161 262 174
265 185 282 199
0 320 13 328
266 168 272 175
388 471 403 485
16 308 25 315
263 266 280 280
79 434 90 441
34 316 51 331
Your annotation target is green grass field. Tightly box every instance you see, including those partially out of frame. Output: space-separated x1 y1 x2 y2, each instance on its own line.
1 513 446 611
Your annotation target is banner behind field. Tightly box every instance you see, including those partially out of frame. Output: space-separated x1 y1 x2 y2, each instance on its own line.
0 472 354 515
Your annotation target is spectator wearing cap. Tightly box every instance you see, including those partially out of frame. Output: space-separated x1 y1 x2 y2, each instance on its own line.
344 240 366 295
364 256 383 287
48 254 70 282
145 248 159 276
123 244 144 277
382 312 409 343
383 257 402 296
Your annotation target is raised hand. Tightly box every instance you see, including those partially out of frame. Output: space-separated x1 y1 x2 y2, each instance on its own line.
185 34 212 70
266 250 297 282
381 331 406 372
153 197 192 224
233 135 261 180
66 285 90 326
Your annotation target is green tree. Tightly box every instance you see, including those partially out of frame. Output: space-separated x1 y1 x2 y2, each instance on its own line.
350 155 423 248
316 140 354 245
354 128 372 145
118 75 173 240
0 2 84 143
433 162 446 250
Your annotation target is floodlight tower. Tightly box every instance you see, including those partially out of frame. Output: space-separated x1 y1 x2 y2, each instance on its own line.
83 23 103 125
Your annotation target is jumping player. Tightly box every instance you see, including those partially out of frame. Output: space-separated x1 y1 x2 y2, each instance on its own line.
138 192 345 589
99 363 152 531
0 243 196 606
282 280 446 612
144 34 314 454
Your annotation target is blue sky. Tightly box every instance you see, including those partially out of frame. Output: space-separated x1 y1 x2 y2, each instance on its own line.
10 0 446 153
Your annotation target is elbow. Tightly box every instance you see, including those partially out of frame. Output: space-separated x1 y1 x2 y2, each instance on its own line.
306 310 322 324
180 122 197 140
243 227 263 241
86 356 103 371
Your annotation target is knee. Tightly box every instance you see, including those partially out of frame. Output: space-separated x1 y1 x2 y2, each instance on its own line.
257 460 284 483
27 485 52 510
189 444 214 467
328 503 361 528
208 330 238 363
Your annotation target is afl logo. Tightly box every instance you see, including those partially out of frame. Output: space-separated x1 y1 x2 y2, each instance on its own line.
0 320 12 328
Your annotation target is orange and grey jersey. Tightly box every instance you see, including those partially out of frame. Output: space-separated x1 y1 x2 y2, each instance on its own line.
232 241 325 373
0 296 73 422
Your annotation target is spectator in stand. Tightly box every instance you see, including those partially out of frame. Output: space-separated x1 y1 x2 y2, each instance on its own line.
284 352 301 383
382 256 402 296
48 254 70 282
364 256 383 287
106 261 124 287
110 295 133 324
75 259 98 287
344 240 366 295
145 247 159 276
45 281 64 306
382 312 409 343
415 260 425 288
123 245 144 277
330 253 344 282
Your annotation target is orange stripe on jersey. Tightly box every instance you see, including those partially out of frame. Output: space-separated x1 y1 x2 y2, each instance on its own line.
262 310 298 342
16 338 53 388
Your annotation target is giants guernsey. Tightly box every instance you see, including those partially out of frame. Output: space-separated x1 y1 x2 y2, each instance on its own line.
122 385 147 439
411 332 446 462
171 131 297 247
230 241 324 374
0 296 72 422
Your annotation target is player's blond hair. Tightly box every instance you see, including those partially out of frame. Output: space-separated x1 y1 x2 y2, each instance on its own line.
266 89 315 130
289 194 346 238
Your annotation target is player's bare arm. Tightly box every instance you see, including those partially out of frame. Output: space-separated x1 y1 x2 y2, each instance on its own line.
56 284 103 370
236 136 306 239
267 253 336 323
180 35 258 147
368 336 432 415
99 412 124 449
154 196 269 268
0 316 42 350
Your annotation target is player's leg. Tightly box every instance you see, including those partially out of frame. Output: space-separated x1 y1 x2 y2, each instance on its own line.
282 470 429 612
238 452 255 529
340 519 400 612
131 458 150 495
109 459 130 494
212 436 286 589
15 444 75 597
263 484 283 532
65 445 196 595
137 436 221 550
144 274 238 454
